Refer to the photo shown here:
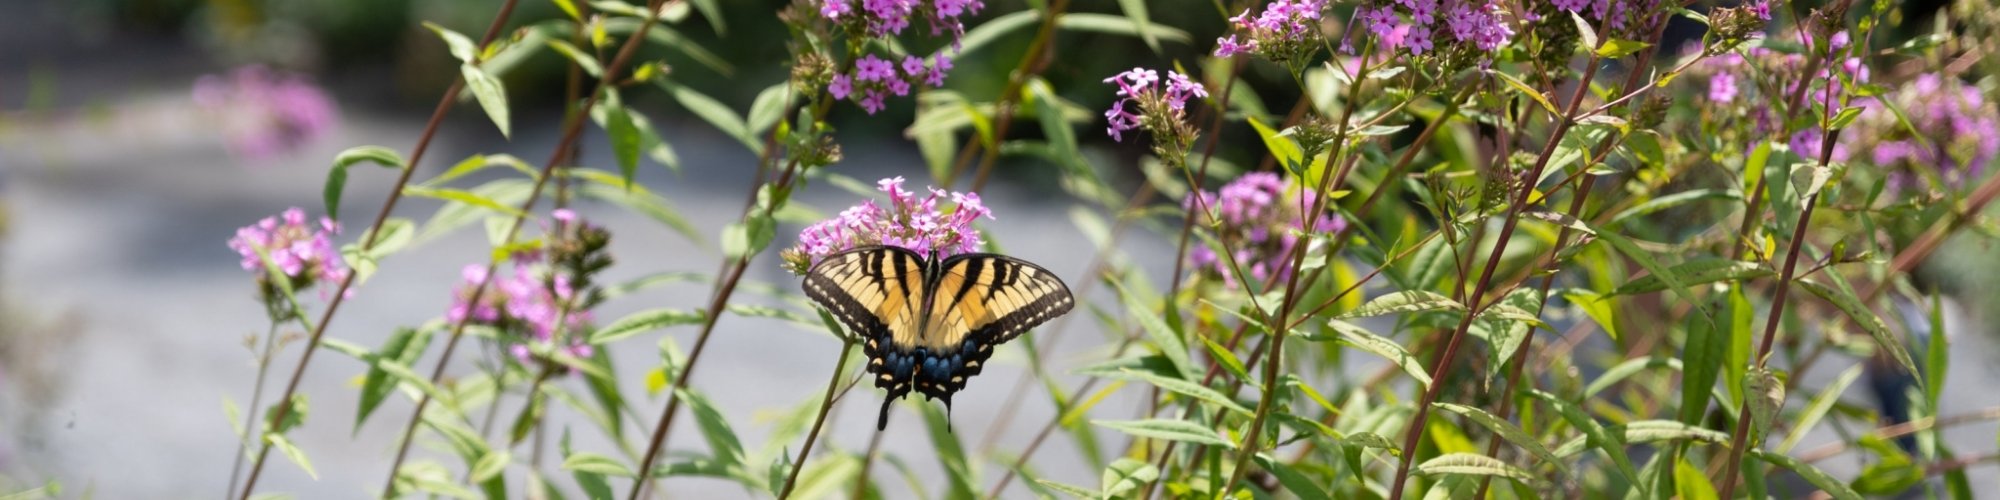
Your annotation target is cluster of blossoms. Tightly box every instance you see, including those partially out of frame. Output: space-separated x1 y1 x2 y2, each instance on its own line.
228 207 349 301
1104 68 1208 167
819 0 984 39
1549 0 1669 38
192 65 339 159
1214 0 1327 64
782 176 993 274
1347 0 1514 58
828 53 955 114
1185 172 1347 287
1693 30 1870 162
448 210 612 370
815 0 982 114
1850 73 2000 190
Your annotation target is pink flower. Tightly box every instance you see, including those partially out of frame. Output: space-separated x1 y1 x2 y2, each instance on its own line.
784 177 995 273
829 74 853 100
193 66 340 160
227 207 350 299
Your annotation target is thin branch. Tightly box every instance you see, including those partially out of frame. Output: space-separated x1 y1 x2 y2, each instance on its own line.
776 340 856 499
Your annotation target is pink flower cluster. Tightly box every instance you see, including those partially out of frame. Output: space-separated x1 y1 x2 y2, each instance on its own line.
1185 172 1347 287
1214 0 1326 58
819 0 984 39
1552 0 1667 37
1356 0 1513 56
193 65 339 160
1103 68 1208 142
1855 74 2000 189
787 177 994 272
228 207 349 297
448 262 593 366
829 53 955 114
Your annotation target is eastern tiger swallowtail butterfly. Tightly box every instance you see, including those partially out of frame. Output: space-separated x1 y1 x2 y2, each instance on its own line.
802 245 1074 430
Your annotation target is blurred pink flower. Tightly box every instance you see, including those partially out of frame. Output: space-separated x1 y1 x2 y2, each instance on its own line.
193 65 339 160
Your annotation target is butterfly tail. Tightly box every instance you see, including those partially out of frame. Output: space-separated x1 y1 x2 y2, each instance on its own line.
944 395 954 434
877 396 894 430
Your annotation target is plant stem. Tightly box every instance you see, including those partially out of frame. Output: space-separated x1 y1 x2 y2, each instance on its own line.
1384 44 1605 500
376 1 674 496
850 426 889 500
224 321 283 500
1717 127 1842 499
776 340 855 499
230 3 520 498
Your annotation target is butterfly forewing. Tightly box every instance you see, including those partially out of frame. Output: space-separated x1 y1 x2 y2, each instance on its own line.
803 245 1073 429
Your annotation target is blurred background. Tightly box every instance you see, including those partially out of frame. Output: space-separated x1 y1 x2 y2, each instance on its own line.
1 0 1997 497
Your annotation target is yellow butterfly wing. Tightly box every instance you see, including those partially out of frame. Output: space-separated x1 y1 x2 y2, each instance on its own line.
910 253 1074 404
801 246 927 411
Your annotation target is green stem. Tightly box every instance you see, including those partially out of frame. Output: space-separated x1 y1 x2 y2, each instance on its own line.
776 340 855 499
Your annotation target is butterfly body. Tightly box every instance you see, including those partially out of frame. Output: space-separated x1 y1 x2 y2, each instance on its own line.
802 245 1073 429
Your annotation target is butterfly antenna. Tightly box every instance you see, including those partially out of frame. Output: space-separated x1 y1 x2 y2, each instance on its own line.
877 396 894 431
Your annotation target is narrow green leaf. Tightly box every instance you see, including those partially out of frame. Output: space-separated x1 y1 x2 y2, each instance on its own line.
1055 13 1191 44
1093 419 1234 448
1034 479 1096 499
589 308 704 344
1104 368 1251 416
605 104 641 188
1414 453 1544 489
1434 403 1568 475
1569 11 1600 50
469 450 511 483
325 145 406 220
1596 38 1652 58
561 452 635 478
1680 292 1728 426
659 81 755 151
1776 364 1862 453
266 433 319 480
1796 279 1918 377
1336 290 1463 319
1528 390 1640 488
944 11 1037 59
675 388 745 467
357 327 433 432
403 186 527 218
1492 70 1558 114
1256 454 1331 500
1750 450 1863 500
1675 457 1719 500
1745 367 1785 442
461 64 511 138
544 40 604 77
1114 0 1160 52
1607 189 1743 227
1320 320 1431 386
1591 227 1711 319
1098 458 1159 499
746 83 791 135
422 22 479 62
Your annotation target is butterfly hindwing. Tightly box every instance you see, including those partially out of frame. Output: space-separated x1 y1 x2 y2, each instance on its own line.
801 246 928 422
910 253 1074 404
803 246 1073 430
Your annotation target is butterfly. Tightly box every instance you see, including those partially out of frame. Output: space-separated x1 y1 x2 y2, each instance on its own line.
802 245 1074 430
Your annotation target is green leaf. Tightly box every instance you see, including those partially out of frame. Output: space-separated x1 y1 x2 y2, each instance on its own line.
544 39 604 77
1607 189 1743 227
1257 454 1331 500
1679 292 1728 426
676 388 745 468
1055 13 1191 44
1492 70 1558 115
1750 450 1863 500
1596 38 1652 58
1611 259 1770 295
1114 0 1160 52
422 22 479 62
325 145 406 220
264 394 308 434
1320 320 1431 386
1827 105 1864 130
562 452 635 478
721 214 776 259
1528 390 1640 488
589 308 705 344
1102 368 1251 416
403 185 527 218
919 403 978 498
1796 279 1918 377
1776 364 1861 453
1413 453 1544 489
1336 290 1463 319
1034 479 1096 499
1433 403 1567 475
1561 289 1621 341
265 433 318 480
1675 457 1719 500
746 83 791 136
1248 116 1305 173
1569 11 1600 50
1591 227 1710 319
1093 418 1234 448
944 11 1037 59
562 430 614 498
461 64 511 138
1110 280 1192 379
469 450 511 483
1099 458 1159 499
357 327 434 432
604 104 642 188
1745 367 1785 442
659 81 756 151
